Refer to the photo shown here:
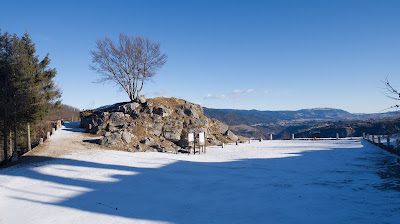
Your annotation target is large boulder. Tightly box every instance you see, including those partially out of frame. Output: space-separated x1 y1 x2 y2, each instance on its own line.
101 132 122 145
121 131 133 144
213 119 229 133
163 130 181 142
153 106 172 117
224 130 239 142
190 118 209 127
110 112 125 126
182 104 200 119
137 95 146 104
118 102 140 114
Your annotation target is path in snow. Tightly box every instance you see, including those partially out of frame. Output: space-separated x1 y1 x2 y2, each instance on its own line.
1 122 400 224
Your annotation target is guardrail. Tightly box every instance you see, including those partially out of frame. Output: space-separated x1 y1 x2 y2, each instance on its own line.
364 132 400 156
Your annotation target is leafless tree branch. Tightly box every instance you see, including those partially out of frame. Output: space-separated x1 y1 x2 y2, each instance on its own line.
90 33 167 101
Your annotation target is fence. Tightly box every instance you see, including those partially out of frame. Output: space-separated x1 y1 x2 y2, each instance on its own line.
364 132 400 156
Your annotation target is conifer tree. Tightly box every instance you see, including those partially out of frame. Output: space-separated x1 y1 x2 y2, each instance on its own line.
0 30 61 163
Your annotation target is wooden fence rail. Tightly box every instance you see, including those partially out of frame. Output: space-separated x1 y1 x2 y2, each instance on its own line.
364 132 400 156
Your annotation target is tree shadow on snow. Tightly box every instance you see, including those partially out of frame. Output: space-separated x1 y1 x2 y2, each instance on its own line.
2 141 400 223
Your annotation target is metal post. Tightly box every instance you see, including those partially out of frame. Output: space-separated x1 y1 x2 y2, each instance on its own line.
387 136 391 147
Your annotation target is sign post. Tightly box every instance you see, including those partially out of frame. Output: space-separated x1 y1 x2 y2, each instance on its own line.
188 133 194 155
199 132 205 153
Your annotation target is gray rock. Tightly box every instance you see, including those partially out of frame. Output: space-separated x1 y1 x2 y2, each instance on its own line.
184 108 199 119
136 144 143 151
164 130 181 142
210 139 221 145
106 123 117 132
125 102 140 112
150 122 163 136
110 112 125 126
224 130 239 142
176 109 185 117
137 95 146 104
140 137 154 145
213 119 229 133
153 106 172 117
147 148 158 152
152 115 163 123
190 118 209 127
121 132 132 144
101 132 122 145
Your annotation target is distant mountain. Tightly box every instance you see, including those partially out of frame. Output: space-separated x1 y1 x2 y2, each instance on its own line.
203 108 355 125
203 107 399 139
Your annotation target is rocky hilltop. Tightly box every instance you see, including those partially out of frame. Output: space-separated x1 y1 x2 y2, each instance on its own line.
80 97 239 152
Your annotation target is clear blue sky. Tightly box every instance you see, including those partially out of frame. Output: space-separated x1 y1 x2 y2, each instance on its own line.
1 0 400 113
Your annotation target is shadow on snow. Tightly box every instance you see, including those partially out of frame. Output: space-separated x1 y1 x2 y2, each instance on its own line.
2 140 400 223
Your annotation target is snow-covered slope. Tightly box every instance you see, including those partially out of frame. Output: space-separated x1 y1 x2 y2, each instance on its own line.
1 124 400 223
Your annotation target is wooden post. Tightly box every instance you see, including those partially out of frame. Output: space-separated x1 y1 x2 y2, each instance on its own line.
397 139 400 150
336 133 339 140
292 134 295 140
378 136 381 145
363 132 366 139
193 133 196 155
270 134 273 140
372 135 375 143
12 117 18 161
222 143 225 148
39 138 43 145
47 132 50 140
236 140 238 145
204 132 206 153
387 136 391 147
259 137 262 142
27 123 31 152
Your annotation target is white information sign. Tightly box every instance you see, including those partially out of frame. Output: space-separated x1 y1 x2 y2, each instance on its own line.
199 132 205 145
188 133 194 142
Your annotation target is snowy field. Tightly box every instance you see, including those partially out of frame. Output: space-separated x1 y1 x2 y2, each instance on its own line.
1 124 400 223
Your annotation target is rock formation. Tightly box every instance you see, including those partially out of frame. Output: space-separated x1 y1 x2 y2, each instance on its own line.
80 97 239 152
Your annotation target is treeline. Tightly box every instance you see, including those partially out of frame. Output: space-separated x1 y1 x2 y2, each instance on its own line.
0 30 61 164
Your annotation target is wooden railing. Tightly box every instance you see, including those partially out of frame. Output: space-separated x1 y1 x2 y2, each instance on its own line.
364 132 400 156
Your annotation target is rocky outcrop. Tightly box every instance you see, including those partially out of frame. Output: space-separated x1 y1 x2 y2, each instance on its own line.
80 96 239 152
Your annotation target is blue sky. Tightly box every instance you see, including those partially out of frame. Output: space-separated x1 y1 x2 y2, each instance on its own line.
1 0 400 113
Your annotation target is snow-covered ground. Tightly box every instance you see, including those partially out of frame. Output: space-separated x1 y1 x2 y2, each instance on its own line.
1 123 400 223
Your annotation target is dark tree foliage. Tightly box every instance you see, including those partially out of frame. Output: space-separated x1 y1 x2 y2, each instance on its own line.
0 30 61 163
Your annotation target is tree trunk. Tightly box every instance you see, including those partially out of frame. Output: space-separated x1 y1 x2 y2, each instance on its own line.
27 123 31 152
12 109 18 161
3 107 7 164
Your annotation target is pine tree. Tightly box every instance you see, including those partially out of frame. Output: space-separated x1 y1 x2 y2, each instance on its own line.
0 30 61 163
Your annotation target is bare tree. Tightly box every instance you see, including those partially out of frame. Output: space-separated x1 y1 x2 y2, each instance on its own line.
383 77 400 110
90 33 167 101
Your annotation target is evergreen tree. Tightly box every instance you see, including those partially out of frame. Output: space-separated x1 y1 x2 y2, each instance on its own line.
0 30 61 163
